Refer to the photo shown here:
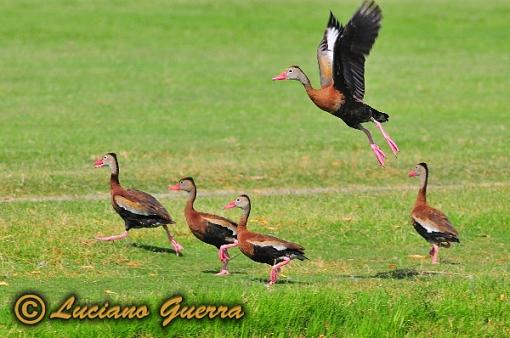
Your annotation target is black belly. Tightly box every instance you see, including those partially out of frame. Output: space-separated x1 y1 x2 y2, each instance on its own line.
245 246 301 266
332 101 373 128
413 221 459 245
117 209 171 230
333 101 388 129
194 222 236 249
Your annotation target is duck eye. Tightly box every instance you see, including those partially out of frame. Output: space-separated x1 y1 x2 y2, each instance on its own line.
103 156 107 159
180 181 183 184
288 69 293 73
236 199 240 202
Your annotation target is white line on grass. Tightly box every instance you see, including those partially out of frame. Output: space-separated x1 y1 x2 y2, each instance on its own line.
1 181 508 204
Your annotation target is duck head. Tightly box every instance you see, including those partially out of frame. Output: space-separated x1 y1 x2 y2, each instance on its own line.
272 66 307 83
224 194 251 211
408 162 428 177
168 177 195 192
94 153 117 169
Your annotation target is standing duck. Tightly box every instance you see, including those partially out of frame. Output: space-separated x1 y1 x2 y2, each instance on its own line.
94 153 183 255
224 195 307 285
272 1 398 166
169 178 238 275
408 163 460 264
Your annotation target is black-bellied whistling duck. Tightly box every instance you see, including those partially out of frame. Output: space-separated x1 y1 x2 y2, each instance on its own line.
94 153 183 255
224 195 307 286
168 177 238 275
272 1 398 166
408 163 460 264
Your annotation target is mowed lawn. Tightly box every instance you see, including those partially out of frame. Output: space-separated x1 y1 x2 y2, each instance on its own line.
0 0 509 337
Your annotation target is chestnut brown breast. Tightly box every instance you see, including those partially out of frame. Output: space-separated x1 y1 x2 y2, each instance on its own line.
306 85 345 113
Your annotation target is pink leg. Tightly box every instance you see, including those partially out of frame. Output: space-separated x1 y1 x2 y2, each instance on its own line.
218 240 239 263
216 261 230 276
95 230 128 241
269 269 276 283
270 267 282 281
430 244 440 264
170 239 184 256
163 225 183 256
218 249 230 262
267 257 291 286
372 119 399 156
371 144 386 167
216 240 239 276
360 126 386 166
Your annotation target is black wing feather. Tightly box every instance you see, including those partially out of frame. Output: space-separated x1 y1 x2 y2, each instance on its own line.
203 221 237 248
333 1 382 101
413 221 460 246
252 245 308 266
318 11 343 53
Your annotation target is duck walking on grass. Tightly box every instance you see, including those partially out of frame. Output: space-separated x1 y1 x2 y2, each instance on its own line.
224 195 307 286
272 1 398 166
94 153 183 255
408 163 459 264
169 178 238 275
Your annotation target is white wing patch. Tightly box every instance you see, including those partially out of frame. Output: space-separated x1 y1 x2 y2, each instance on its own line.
203 216 237 235
247 240 287 251
114 196 150 216
412 216 441 233
325 26 341 60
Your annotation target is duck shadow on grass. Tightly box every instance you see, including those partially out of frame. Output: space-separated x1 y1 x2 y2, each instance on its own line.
372 268 423 279
438 259 461 265
251 277 311 285
201 269 248 275
130 243 182 256
341 268 443 280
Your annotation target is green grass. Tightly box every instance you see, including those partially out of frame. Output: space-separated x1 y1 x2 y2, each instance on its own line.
0 0 509 336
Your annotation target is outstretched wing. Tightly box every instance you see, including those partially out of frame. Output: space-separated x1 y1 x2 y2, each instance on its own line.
333 1 382 101
317 11 343 87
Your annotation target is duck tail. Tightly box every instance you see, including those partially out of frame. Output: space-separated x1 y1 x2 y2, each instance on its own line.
370 106 389 123
293 252 309 261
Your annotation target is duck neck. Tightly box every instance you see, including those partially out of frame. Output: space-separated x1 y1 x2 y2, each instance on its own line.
298 71 312 90
185 186 197 212
109 159 120 189
416 170 428 205
237 205 251 231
